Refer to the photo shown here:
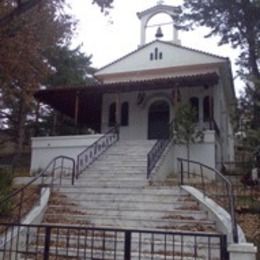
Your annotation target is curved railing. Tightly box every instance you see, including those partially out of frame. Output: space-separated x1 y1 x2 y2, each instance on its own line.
177 157 238 243
76 126 119 179
147 121 174 179
0 156 75 223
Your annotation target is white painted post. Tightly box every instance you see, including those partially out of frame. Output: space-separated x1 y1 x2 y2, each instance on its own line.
228 243 257 260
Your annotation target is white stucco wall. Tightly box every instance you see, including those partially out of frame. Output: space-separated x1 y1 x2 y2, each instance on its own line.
172 130 216 174
149 131 216 181
30 134 102 173
102 90 175 140
96 41 226 78
101 87 216 140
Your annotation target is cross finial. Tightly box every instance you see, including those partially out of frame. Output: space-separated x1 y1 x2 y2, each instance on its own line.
157 0 164 5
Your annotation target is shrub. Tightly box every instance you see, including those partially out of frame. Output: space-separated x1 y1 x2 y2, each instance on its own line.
0 168 13 216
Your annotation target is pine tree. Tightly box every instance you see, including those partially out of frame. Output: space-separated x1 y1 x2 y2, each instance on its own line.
177 0 260 79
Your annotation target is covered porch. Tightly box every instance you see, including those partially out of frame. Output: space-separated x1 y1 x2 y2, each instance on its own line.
35 72 220 140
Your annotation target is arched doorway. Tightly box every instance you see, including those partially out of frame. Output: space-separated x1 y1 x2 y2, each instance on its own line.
148 100 170 139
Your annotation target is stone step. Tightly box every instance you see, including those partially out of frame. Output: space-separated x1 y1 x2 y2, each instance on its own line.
89 161 147 166
70 180 148 188
55 186 186 196
51 192 192 203
109 147 153 151
43 213 216 232
97 155 147 161
100 151 150 155
78 175 147 181
47 205 208 219
22 245 206 260
114 140 155 145
86 165 147 171
79 172 147 179
111 146 154 150
82 169 147 175
100 155 148 160
64 200 199 211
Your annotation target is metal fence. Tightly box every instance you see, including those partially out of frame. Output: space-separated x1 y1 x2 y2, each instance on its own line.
0 223 228 260
0 156 75 224
178 157 238 243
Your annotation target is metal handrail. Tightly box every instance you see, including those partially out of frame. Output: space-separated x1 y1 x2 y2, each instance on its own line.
0 155 75 223
147 120 174 179
76 125 119 179
177 157 238 243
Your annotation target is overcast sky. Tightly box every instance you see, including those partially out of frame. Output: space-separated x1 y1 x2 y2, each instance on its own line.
68 0 243 95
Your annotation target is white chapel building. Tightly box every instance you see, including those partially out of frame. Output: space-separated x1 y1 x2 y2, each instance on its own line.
31 3 236 174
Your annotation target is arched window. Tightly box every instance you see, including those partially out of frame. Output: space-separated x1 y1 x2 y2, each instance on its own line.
108 102 116 126
121 102 129 126
189 97 199 122
203 96 214 122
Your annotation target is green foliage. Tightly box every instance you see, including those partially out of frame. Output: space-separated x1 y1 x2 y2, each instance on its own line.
0 168 13 216
177 0 260 159
173 104 204 160
45 45 97 87
92 0 114 13
177 0 260 78
238 79 260 151
35 44 97 136
173 104 204 145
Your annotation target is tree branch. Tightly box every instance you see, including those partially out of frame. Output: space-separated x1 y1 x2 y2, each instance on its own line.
0 0 42 27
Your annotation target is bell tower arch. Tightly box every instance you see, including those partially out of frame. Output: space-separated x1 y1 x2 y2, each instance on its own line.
137 3 181 47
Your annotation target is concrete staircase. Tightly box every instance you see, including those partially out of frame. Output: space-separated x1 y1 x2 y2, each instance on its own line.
40 140 222 259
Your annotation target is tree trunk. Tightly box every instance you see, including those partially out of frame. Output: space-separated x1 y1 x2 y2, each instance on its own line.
245 9 260 79
12 97 27 173
33 101 40 137
0 0 42 28
187 142 190 177
51 111 57 136
248 39 260 79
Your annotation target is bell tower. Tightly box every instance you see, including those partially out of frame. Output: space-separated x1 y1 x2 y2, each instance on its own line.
137 2 181 47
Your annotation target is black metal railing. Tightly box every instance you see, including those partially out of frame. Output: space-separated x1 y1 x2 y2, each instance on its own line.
0 156 75 224
0 223 228 260
147 121 174 179
178 157 238 243
147 140 170 179
76 126 119 179
213 119 221 137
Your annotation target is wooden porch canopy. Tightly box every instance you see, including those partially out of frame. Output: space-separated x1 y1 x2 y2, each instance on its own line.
35 72 219 131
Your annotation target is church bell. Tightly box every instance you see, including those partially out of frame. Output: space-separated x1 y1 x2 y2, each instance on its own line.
155 26 164 39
